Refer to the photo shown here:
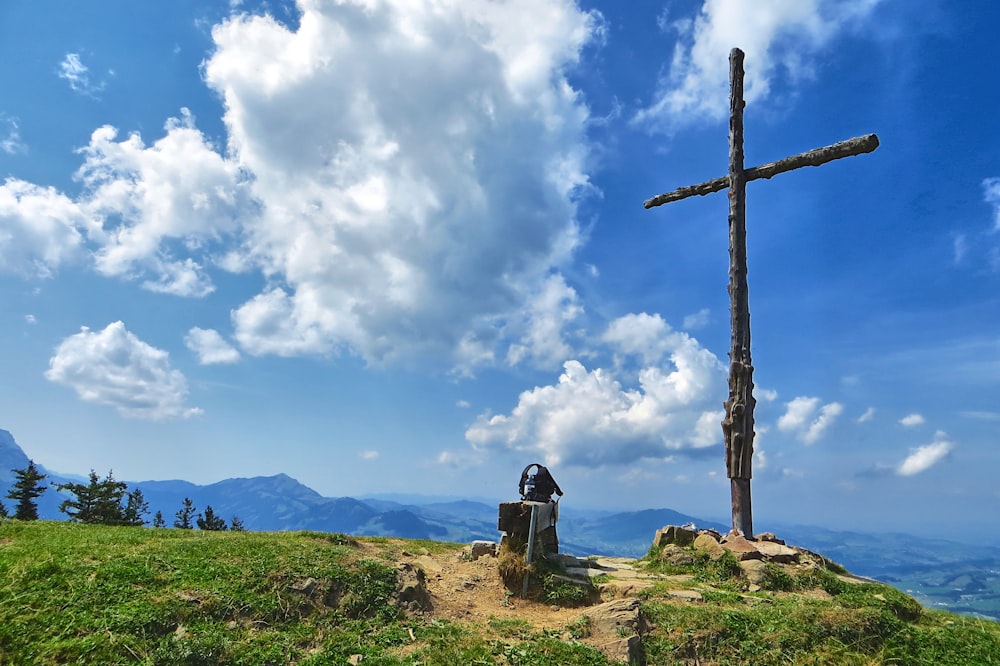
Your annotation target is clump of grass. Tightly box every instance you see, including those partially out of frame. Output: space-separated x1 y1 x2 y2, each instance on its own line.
758 562 797 592
542 577 589 605
566 614 592 639
497 534 531 591
488 615 533 639
692 551 744 587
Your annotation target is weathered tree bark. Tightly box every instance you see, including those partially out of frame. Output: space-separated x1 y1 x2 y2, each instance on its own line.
643 134 879 209
722 49 754 537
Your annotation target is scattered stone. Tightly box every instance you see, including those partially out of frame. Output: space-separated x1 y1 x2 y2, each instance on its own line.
738 559 769 584
693 533 726 560
564 566 595 578
757 532 785 545
470 540 497 560
666 589 703 602
547 573 594 589
348 655 363 665
290 577 318 595
605 636 644 665
659 544 697 566
176 591 201 604
396 563 431 611
754 540 800 564
653 524 698 548
580 598 650 665
720 534 764 561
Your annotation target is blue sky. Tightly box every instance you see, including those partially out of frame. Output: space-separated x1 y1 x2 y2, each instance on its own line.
1 0 998 540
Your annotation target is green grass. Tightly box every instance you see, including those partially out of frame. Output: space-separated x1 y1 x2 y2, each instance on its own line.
2 521 999 665
638 550 1000 666
0 520 396 664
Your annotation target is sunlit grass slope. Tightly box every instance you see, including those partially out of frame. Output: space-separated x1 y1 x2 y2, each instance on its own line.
1 520 998 665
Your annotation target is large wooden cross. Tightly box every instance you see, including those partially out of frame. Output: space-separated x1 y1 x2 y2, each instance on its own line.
643 48 878 537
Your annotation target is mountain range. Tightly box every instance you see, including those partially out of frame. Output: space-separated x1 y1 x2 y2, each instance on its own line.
2 428 998 620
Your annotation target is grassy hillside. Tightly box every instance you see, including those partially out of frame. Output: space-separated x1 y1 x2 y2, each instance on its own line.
1 521 998 665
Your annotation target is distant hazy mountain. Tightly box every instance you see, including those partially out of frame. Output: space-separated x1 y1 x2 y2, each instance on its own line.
0 430 30 484
2 428 999 619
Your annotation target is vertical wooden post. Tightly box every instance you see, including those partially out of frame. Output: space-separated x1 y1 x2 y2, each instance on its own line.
723 48 755 537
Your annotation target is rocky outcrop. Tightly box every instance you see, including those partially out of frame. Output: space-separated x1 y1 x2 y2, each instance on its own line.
653 525 698 548
469 540 496 560
396 562 432 612
580 598 649 665
677 527 801 564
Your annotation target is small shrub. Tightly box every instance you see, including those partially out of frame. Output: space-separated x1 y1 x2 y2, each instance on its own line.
759 563 796 592
692 551 743 587
566 615 592 639
543 578 589 605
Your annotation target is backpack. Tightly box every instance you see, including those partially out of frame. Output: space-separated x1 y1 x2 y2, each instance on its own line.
518 463 563 503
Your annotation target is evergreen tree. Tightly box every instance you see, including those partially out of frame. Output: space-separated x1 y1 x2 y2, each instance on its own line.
122 488 149 526
57 470 128 525
174 498 196 529
7 460 47 521
0 499 8 520
152 510 166 528
230 516 245 532
196 505 228 531
92 470 128 525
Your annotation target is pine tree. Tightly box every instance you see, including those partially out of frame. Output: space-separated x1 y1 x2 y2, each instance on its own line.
152 511 166 528
196 505 228 531
122 488 149 526
7 460 47 521
0 499 8 520
230 516 245 532
57 470 127 525
92 470 128 525
174 498 196 529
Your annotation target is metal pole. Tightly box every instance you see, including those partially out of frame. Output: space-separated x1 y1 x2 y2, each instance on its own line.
521 503 539 598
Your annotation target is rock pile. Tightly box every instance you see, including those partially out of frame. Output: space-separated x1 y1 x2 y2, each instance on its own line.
654 525 801 564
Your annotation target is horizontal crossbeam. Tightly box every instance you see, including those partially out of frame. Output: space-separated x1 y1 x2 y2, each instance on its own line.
643 133 879 209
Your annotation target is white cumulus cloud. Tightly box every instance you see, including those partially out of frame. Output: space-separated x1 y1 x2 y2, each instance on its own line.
466 314 726 467
0 179 97 278
205 0 600 368
899 413 925 427
46 321 202 420
635 0 882 130
777 396 843 444
3 1 606 372
78 109 253 297
185 327 241 365
897 432 954 476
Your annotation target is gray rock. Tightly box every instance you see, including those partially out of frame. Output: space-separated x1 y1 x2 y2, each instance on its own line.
580 598 649 665
693 533 726 560
659 544 697 566
653 525 698 548
470 540 497 560
396 563 431 611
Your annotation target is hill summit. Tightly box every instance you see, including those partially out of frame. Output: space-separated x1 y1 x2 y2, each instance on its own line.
0 520 997 664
